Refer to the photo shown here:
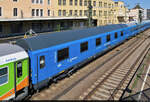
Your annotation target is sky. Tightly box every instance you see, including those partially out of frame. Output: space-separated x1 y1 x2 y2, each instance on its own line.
114 0 150 9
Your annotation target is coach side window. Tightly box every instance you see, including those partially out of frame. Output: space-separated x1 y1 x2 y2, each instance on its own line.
96 38 101 46
0 67 8 85
115 32 118 39
40 56 45 69
57 47 69 62
121 31 123 36
17 62 22 77
106 35 111 42
80 41 88 52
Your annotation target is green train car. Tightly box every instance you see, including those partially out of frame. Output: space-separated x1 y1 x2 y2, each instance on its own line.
0 43 29 100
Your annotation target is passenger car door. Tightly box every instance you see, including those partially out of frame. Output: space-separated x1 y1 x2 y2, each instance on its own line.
37 53 49 83
15 61 24 96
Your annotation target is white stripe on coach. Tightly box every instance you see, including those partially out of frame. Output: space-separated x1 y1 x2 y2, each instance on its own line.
0 51 28 65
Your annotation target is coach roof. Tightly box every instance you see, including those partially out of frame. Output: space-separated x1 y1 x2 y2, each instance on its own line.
0 43 25 57
16 24 128 51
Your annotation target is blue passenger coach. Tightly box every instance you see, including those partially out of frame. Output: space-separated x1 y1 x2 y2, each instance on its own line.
16 23 150 90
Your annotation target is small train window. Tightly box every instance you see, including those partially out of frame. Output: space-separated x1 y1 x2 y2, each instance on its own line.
80 42 88 52
106 35 111 42
17 62 22 78
96 38 101 46
40 56 45 68
115 32 118 39
0 67 8 86
121 31 123 36
57 47 69 62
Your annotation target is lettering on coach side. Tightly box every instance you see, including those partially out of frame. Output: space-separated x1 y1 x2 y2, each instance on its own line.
5 58 17 62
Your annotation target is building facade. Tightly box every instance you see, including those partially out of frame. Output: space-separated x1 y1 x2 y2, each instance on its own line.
128 4 144 23
0 0 126 37
114 1 128 23
147 9 150 20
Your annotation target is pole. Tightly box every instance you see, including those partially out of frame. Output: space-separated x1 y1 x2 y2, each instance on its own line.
139 9 143 24
88 0 93 27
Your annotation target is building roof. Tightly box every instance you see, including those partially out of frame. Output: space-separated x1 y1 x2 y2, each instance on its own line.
0 43 25 57
133 4 144 10
16 24 128 51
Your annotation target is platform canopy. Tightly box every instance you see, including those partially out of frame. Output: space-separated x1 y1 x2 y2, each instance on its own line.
16 24 128 51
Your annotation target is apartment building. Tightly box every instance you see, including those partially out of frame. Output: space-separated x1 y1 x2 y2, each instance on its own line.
0 0 126 37
128 4 144 23
114 1 128 23
147 9 150 20
143 9 150 20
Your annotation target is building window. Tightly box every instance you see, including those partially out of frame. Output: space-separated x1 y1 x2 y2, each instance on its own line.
99 1 102 7
104 11 107 17
36 9 39 16
58 0 61 5
99 20 102 24
93 10 96 16
58 10 61 16
48 0 50 5
104 3 107 8
0 24 2 32
84 0 87 6
70 0 73 5
104 20 107 24
17 62 22 78
93 1 96 7
40 9 43 16
79 10 82 16
115 32 118 38
40 56 45 69
109 4 111 8
63 0 66 5
121 31 123 36
80 0 82 6
80 42 88 52
106 35 111 42
48 9 50 16
63 10 66 16
108 11 111 16
32 9 35 16
0 7 2 16
99 10 102 16
36 0 39 3
32 0 35 3
75 0 78 6
13 8 18 16
96 38 101 46
84 10 87 16
57 48 69 62
40 0 43 4
0 67 8 86
69 10 72 16
74 10 77 16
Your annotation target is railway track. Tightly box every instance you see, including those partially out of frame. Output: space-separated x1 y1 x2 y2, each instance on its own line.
30 29 150 100
79 35 150 100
